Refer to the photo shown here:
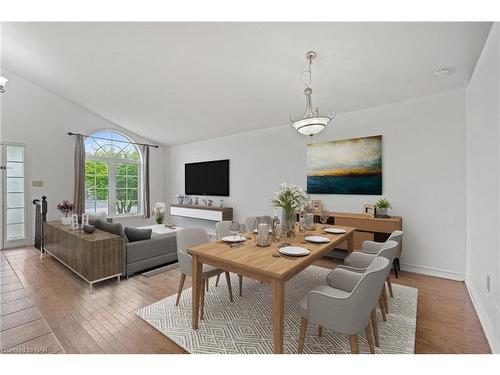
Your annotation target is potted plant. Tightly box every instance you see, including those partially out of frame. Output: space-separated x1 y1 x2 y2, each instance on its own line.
154 202 166 224
272 183 309 237
57 200 74 225
375 198 392 217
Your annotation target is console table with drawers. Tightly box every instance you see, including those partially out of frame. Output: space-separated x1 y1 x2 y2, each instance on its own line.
306 212 403 267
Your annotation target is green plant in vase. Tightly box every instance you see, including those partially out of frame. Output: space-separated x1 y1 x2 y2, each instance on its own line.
154 202 166 224
272 183 309 238
375 198 392 217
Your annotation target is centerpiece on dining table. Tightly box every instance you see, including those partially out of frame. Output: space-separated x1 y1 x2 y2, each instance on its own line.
272 183 310 238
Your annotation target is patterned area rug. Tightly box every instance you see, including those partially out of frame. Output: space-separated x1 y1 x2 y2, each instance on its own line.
137 266 418 354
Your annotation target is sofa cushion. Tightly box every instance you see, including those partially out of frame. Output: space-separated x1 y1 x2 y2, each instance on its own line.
89 217 103 229
126 234 177 264
100 221 128 243
125 227 152 242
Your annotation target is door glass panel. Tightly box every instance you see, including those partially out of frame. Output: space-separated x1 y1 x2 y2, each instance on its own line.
7 208 24 224
6 146 24 162
7 177 24 193
7 192 24 208
7 223 24 240
5 145 26 243
7 161 24 177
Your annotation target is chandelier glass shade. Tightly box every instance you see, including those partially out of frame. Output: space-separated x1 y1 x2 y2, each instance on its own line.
290 52 335 136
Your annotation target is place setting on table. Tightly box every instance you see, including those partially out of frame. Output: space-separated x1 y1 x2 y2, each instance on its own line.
216 211 350 259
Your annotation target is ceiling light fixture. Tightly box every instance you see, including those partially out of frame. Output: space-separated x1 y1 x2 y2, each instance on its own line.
0 76 8 93
290 51 335 137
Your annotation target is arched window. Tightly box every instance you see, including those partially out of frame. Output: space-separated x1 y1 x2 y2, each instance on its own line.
84 130 142 216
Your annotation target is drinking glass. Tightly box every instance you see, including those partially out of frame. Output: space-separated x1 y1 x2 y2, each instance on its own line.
304 213 315 236
229 221 241 248
320 212 329 229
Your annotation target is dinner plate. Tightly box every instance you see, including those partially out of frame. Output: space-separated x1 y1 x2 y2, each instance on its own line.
278 246 310 257
304 235 331 243
324 227 347 234
221 235 246 243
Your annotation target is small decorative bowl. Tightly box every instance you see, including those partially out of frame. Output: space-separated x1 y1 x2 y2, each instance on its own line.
83 225 96 234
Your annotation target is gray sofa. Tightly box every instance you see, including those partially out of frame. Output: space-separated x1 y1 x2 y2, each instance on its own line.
91 219 177 277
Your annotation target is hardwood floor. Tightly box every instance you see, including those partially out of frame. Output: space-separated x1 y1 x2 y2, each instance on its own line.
0 247 491 354
0 251 64 354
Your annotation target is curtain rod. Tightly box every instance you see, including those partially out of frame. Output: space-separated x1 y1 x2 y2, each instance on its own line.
67 132 159 148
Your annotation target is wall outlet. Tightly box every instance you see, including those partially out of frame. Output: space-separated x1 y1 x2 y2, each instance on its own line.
486 274 491 292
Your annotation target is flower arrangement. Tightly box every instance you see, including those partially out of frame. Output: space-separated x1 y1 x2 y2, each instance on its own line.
57 200 74 217
154 202 166 224
272 183 310 237
57 200 74 225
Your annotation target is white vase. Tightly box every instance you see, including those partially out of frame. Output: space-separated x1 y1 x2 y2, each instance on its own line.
61 216 72 225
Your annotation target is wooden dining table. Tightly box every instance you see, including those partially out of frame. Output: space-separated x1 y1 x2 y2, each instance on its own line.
188 225 356 354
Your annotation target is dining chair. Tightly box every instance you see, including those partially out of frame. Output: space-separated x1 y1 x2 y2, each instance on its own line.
298 257 391 354
354 231 403 298
360 231 403 278
214 221 244 296
340 240 398 316
175 227 234 320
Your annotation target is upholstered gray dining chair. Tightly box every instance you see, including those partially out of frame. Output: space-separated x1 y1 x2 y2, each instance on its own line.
298 257 391 354
176 228 234 320
214 221 244 296
360 230 403 278
348 233 402 297
340 240 398 320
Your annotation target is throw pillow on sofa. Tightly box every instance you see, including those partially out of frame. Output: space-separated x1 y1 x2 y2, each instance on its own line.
89 217 103 229
124 227 152 242
100 221 128 243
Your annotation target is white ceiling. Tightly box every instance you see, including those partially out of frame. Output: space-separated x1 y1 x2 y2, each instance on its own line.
1 22 492 146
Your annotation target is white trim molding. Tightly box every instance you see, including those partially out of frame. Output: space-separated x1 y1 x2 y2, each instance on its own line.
465 277 500 354
400 262 465 281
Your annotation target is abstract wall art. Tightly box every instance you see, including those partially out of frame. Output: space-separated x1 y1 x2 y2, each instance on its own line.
307 135 382 195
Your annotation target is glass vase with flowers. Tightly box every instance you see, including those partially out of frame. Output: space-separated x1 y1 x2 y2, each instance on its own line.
272 183 309 238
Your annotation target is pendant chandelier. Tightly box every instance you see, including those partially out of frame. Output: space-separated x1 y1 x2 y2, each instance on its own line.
290 51 335 136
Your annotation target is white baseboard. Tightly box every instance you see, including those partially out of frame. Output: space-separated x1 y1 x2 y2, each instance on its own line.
465 278 500 354
400 262 465 281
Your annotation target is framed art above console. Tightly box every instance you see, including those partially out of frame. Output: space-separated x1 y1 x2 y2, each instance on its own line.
307 135 382 195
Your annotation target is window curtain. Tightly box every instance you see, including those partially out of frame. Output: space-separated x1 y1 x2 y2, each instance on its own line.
142 145 151 219
73 134 85 215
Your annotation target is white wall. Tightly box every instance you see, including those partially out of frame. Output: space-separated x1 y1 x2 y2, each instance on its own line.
466 23 500 353
0 70 167 235
167 89 467 280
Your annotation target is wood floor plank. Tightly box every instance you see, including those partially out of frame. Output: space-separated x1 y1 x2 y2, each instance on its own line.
0 275 19 285
1 281 24 293
0 270 16 279
0 318 51 349
1 307 42 331
0 296 35 316
7 332 64 354
0 288 29 304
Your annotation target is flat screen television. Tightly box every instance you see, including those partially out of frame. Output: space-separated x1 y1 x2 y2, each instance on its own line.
185 159 230 196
